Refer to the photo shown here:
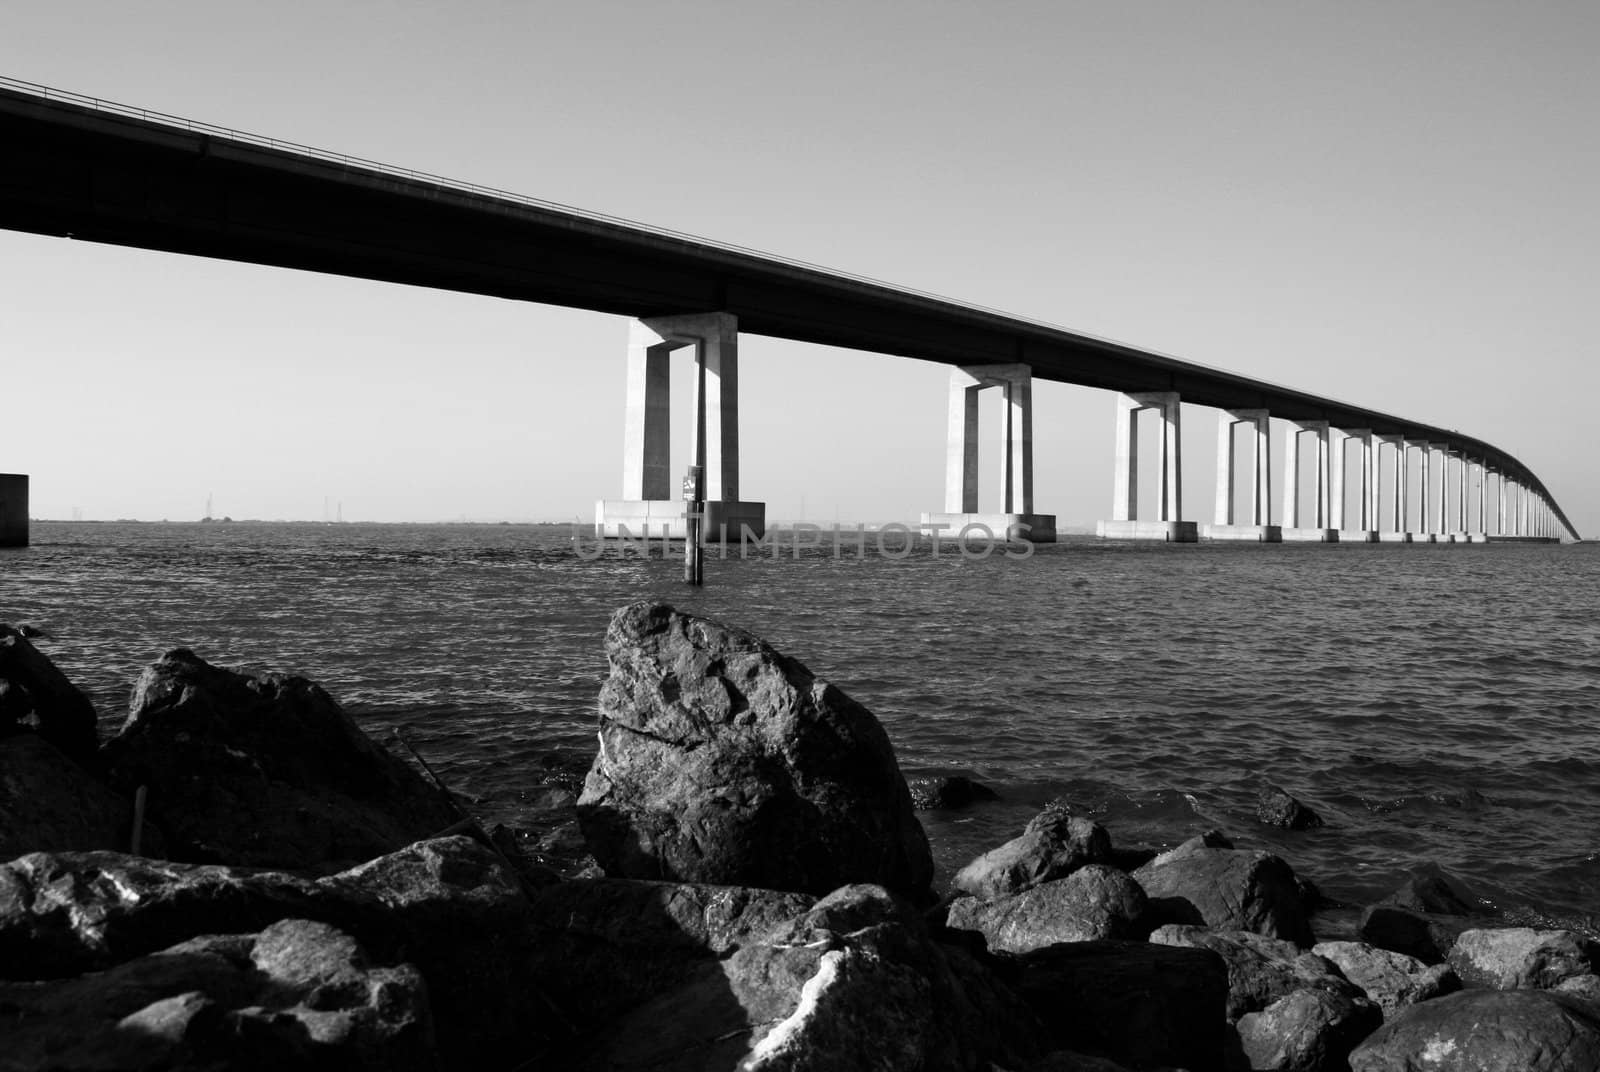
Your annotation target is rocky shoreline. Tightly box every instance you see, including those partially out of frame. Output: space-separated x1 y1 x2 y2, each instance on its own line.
3 606 1599 1070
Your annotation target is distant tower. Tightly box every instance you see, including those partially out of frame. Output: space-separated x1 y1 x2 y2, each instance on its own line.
205 492 213 521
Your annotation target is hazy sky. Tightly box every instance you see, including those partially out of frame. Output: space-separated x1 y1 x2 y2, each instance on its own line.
2 2 1594 533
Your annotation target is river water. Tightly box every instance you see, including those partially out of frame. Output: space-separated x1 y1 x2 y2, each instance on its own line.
4 522 1597 932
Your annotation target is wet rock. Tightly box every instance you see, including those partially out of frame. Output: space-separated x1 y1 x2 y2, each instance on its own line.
1349 989 1600 1071
945 865 1148 953
1383 863 1478 916
1152 828 1235 863
909 774 999 810
523 876 816 1038
1135 847 1314 947
0 918 434 1071
951 803 1112 900
1357 904 1469 965
1237 986 1382 1072
0 628 98 764
1554 973 1600 1004
101 649 460 871
0 836 536 1068
1150 925 1363 1021
1012 939 1229 1071
589 884 1045 1072
1312 939 1460 1014
1020 1054 1140 1072
1447 926 1599 990
1257 784 1325 830
0 731 162 861
578 602 932 898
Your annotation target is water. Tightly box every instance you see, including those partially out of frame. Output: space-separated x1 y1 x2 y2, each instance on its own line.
4 522 1599 932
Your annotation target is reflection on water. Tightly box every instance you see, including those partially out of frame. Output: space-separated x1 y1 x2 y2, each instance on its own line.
4 522 1599 925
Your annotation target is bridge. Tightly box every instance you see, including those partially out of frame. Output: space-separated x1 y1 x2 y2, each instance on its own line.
0 77 1577 546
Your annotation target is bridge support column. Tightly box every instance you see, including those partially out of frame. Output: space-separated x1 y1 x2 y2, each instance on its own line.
1335 428 1378 541
1282 419 1336 541
1099 391 1195 541
923 364 1056 542
0 474 26 548
1203 409 1278 541
597 312 764 539
1377 435 1410 541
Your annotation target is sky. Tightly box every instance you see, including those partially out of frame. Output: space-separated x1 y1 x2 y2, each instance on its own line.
1 1 1595 534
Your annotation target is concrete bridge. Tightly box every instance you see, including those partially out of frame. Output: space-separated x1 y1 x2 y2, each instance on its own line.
0 77 1578 546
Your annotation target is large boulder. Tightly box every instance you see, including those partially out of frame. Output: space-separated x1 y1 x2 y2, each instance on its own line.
1383 864 1478 916
1447 927 1599 990
909 774 999 811
1012 939 1229 1071
0 918 434 1071
0 628 98 764
945 865 1147 953
1350 989 1600 1071
1312 940 1460 1014
588 884 1045 1071
100 649 460 871
951 803 1112 900
577 602 933 898
1357 904 1469 965
1135 846 1314 947
523 877 816 1038
1237 987 1382 1072
0 731 162 861
1150 925 1364 1021
0 836 537 1069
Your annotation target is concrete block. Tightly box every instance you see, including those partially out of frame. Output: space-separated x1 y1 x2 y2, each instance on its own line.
1201 524 1282 542
920 511 1057 543
0 474 26 548
1377 532 1413 543
595 499 765 540
1282 527 1339 542
1339 530 1380 543
1097 520 1199 542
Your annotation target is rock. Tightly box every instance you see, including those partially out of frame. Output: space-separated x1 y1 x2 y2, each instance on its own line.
1349 989 1600 1071
909 774 999 810
1020 1054 1140 1072
1554 973 1600 1004
1151 925 1364 1021
1238 987 1382 1072
945 865 1148 953
0 918 434 1071
1384 863 1478 915
589 883 1045 1071
1312 939 1460 1013
577 602 933 898
951 803 1112 900
1447 927 1599 990
1135 847 1314 947
0 731 163 861
1150 828 1235 865
1357 904 1470 965
100 649 460 871
0 629 98 764
1257 784 1325 830
523 877 816 1038
0 836 536 1069
1012 939 1229 1072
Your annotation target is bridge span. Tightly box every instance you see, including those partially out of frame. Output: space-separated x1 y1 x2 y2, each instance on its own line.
0 77 1577 545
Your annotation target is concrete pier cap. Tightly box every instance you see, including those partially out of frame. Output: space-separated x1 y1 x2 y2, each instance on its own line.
0 474 26 547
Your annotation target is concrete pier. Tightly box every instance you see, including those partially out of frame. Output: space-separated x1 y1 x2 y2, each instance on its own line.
1206 409 1278 541
0 475 26 547
597 312 764 539
922 363 1056 542
1099 391 1195 541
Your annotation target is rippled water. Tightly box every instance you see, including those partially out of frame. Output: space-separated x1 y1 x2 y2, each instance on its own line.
4 522 1599 929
